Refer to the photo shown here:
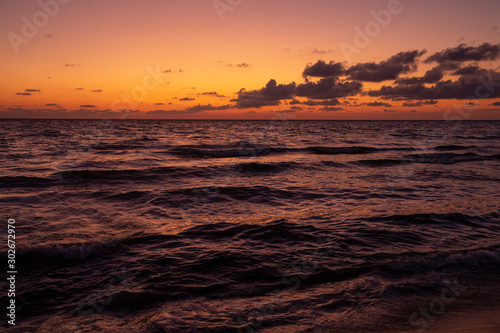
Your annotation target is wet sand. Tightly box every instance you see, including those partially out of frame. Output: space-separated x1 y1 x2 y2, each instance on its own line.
427 309 500 333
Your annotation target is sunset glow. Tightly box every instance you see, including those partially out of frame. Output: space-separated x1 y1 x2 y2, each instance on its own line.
1 0 499 119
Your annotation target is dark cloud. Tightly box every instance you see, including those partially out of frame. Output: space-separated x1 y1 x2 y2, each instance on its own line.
491 101 500 106
425 43 500 63
272 110 296 113
198 91 226 98
345 50 426 82
395 66 444 85
402 100 438 107
184 104 231 112
365 101 392 107
302 60 344 79
452 65 481 75
369 69 500 100
236 63 250 68
232 79 296 109
289 98 340 106
302 99 340 106
296 77 362 99
64 64 79 67
321 106 343 112
423 100 439 105
79 105 96 108
0 107 147 119
147 109 201 115
16 92 31 96
312 49 331 55
90 89 102 93
25 89 41 92
180 97 195 101
75 87 84 90
154 103 165 106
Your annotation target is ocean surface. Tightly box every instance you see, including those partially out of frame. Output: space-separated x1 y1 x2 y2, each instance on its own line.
1 119 499 332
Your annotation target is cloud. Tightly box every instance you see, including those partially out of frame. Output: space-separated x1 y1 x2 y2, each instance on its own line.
147 109 202 115
184 104 231 112
312 49 332 55
302 99 340 106
452 65 481 75
302 60 344 79
345 50 426 82
369 69 500 100
321 106 343 112
425 43 500 63
64 63 79 67
45 103 62 107
296 77 362 99
402 100 438 107
16 92 31 96
271 110 296 113
365 101 392 107
180 97 195 101
232 79 296 108
198 91 226 98
384 109 396 112
25 89 41 92
154 103 165 105
0 108 142 119
90 89 102 92
224 62 252 68
79 104 96 108
395 66 444 84
75 87 84 90
491 101 500 106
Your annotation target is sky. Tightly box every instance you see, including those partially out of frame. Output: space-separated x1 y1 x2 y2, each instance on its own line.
0 0 499 119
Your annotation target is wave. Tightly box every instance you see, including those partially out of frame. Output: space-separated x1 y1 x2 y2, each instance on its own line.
365 211 500 228
0 175 55 188
17 241 120 265
169 146 291 158
168 145 416 159
149 185 328 206
384 246 500 274
433 144 474 151
357 152 500 166
180 219 322 244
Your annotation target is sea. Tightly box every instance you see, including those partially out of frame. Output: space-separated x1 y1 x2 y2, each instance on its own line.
0 119 499 332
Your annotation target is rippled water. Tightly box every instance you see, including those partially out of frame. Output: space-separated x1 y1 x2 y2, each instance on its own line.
1 120 499 332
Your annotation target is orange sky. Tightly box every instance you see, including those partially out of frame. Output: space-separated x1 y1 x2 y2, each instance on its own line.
0 0 499 119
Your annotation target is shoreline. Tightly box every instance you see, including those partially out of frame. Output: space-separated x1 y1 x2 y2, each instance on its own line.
426 308 500 333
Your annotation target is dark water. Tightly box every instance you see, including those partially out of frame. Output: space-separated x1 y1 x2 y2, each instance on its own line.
0 120 499 332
